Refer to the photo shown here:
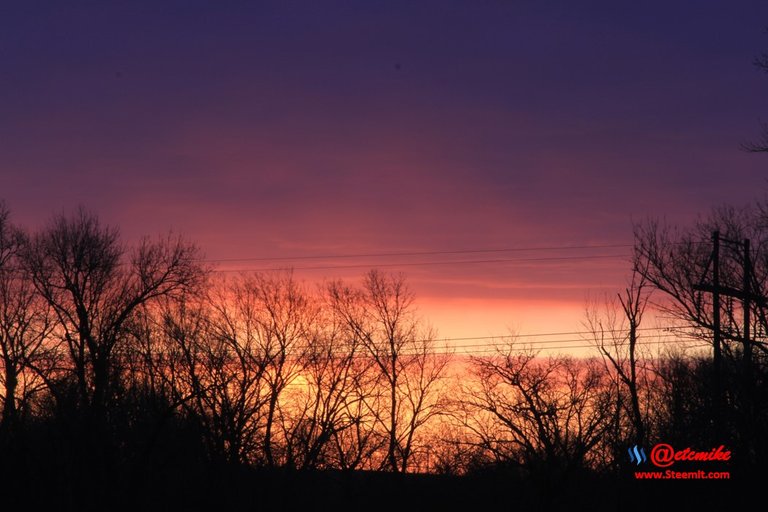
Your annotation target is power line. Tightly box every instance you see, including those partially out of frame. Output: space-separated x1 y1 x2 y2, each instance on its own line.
202 243 634 263
277 338 712 359
404 332 701 351
434 326 672 343
210 253 629 273
447 340 711 355
159 327 703 358
445 335 696 350
202 240 709 265
135 338 710 364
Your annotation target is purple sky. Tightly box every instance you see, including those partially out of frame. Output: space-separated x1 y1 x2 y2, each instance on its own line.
2 0 768 339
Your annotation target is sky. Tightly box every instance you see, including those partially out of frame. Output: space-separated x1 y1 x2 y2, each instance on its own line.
2 0 767 344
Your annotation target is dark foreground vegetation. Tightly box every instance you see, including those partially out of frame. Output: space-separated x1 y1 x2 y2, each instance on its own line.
0 442 759 511
1 200 767 510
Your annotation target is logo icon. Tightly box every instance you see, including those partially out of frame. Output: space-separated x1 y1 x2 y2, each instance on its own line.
650 443 674 467
628 445 647 465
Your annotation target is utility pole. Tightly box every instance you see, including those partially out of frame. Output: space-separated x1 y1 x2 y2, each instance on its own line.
694 232 756 363
742 238 754 439
743 238 752 371
694 232 759 437
693 231 723 433
712 232 721 388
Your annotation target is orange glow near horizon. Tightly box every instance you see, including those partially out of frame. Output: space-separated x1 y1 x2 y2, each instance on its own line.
417 297 586 339
203 247 633 357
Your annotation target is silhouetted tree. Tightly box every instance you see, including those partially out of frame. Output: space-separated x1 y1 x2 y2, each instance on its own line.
428 422 492 476
0 203 52 433
21 207 203 420
279 293 373 470
325 280 383 470
634 203 768 466
462 343 613 476
329 271 450 472
585 267 651 448
633 204 768 356
247 272 313 467
161 281 270 465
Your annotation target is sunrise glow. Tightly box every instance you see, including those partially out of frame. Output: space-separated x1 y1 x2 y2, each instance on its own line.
2 2 767 509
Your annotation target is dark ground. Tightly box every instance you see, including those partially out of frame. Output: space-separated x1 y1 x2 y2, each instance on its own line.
5 462 755 511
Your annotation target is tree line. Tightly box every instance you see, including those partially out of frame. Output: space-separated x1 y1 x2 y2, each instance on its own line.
0 201 766 504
